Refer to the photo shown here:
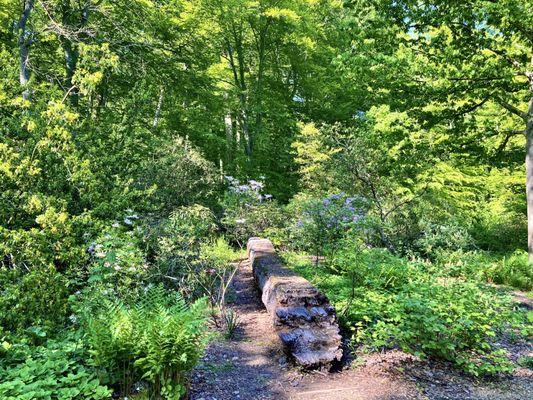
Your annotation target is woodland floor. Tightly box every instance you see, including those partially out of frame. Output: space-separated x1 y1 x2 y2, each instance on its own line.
189 259 533 400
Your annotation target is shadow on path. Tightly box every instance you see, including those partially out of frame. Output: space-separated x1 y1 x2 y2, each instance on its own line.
189 259 289 399
189 260 425 400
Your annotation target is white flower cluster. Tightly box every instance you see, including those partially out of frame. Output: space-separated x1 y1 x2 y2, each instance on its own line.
224 175 273 201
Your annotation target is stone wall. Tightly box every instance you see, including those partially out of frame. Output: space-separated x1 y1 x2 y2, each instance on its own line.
247 237 342 367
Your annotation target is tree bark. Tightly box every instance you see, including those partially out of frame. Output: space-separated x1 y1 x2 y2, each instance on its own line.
496 67 532 260
225 36 251 157
153 87 164 128
223 92 234 163
18 0 35 101
526 77 533 261
60 1 89 106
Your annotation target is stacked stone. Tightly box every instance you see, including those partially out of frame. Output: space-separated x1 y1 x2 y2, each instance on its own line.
247 237 342 367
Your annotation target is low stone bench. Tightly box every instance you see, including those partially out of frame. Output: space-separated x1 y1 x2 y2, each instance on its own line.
247 237 342 367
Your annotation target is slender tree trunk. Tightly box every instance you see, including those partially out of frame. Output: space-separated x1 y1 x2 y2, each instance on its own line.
62 38 79 105
526 94 533 261
225 34 252 158
254 18 270 145
60 1 89 106
497 63 533 260
18 0 35 101
153 87 164 128
223 92 234 163
234 30 252 158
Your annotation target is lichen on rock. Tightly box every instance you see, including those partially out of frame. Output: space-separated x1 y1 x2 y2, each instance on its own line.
247 237 342 367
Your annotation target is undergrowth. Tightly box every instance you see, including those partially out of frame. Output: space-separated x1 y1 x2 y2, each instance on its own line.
284 247 531 377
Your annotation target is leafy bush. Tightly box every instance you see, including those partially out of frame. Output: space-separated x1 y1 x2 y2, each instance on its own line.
288 193 367 262
489 250 532 290
414 221 475 257
221 177 286 247
331 244 414 290
84 285 208 399
430 249 532 291
344 281 519 376
147 205 219 297
0 336 111 400
143 137 221 212
286 249 528 376
155 205 218 261
86 223 149 299
0 266 69 338
197 238 240 308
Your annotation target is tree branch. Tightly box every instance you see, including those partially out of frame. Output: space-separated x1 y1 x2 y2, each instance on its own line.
496 98 528 120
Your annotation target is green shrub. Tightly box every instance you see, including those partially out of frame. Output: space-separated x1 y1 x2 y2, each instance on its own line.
86 224 149 300
0 336 111 400
288 193 367 262
344 280 518 376
430 249 491 280
414 221 475 257
84 285 208 399
220 177 286 247
143 137 221 213
286 249 528 376
157 205 218 258
330 241 414 288
0 266 69 338
151 205 217 271
489 250 532 290
197 238 240 308
147 205 220 298
430 249 532 291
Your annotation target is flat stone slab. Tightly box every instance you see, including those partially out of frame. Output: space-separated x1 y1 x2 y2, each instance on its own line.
247 237 342 367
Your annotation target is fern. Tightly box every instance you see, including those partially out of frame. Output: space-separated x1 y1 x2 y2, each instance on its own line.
84 285 208 399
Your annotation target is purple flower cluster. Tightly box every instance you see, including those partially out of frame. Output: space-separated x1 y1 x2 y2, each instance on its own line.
300 193 366 232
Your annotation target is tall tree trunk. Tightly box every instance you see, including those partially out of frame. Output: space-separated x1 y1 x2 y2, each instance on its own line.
526 93 533 261
497 64 532 260
253 17 270 145
18 0 35 101
223 92 234 163
233 28 252 158
60 1 89 106
225 35 251 158
153 87 164 128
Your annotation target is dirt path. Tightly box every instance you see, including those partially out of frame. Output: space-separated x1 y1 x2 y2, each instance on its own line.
189 259 532 400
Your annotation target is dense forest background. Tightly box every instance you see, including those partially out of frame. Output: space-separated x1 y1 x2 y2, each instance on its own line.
0 1 532 399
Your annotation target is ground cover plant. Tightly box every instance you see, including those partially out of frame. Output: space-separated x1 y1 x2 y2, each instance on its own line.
0 335 112 400
284 248 531 377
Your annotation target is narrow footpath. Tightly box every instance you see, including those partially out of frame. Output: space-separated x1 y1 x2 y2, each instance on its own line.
189 259 532 400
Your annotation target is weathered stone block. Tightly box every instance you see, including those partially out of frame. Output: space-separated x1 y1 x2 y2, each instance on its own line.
247 237 342 367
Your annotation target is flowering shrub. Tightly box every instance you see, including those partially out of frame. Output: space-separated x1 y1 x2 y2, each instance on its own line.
221 177 285 247
87 220 148 299
147 205 218 298
155 205 218 261
290 193 367 263
414 220 475 257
